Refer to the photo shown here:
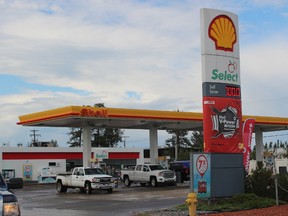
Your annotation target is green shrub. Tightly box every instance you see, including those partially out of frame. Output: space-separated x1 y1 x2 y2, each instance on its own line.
195 193 276 212
277 174 288 202
246 162 275 198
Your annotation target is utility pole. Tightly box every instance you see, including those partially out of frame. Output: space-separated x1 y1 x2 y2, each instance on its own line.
123 136 129 148
30 129 41 146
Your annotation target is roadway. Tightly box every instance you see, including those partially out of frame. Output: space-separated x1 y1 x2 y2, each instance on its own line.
13 182 190 216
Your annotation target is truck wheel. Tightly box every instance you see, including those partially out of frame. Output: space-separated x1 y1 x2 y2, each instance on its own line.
106 188 113 193
85 182 92 194
56 181 67 193
150 177 158 187
123 176 131 187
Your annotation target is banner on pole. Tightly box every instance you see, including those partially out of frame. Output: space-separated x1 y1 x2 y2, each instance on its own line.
242 118 255 172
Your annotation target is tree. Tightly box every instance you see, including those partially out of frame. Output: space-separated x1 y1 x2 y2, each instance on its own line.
92 128 123 147
67 103 124 147
165 129 191 160
164 130 204 161
246 161 274 198
50 140 58 147
67 128 82 147
250 145 256 160
190 131 204 152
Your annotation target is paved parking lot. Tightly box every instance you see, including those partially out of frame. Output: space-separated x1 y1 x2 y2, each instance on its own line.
13 182 190 216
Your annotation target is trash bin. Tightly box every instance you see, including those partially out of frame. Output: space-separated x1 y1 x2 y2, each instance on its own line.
7 178 23 189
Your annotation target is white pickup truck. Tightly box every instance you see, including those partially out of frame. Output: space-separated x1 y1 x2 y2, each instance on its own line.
121 164 176 187
56 167 117 194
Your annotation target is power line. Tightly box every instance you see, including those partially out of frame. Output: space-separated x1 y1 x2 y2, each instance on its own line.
252 133 288 139
263 133 288 138
30 129 41 143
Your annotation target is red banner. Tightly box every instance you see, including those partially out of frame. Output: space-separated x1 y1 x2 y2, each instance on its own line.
242 118 255 172
203 97 243 153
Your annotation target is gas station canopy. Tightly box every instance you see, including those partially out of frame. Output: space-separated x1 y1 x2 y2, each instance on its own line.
17 106 288 132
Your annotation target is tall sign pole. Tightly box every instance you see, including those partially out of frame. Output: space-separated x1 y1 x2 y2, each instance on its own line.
201 8 243 153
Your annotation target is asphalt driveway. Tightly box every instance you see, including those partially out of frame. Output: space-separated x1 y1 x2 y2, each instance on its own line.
12 182 190 216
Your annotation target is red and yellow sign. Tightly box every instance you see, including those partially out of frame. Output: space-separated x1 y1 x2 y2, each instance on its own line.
80 107 108 117
208 15 237 52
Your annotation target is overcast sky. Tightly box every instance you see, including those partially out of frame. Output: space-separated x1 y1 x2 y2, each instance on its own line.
1 0 288 148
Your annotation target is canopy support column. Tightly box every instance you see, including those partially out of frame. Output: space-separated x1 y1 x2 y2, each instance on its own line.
149 127 158 164
255 130 264 162
82 126 92 167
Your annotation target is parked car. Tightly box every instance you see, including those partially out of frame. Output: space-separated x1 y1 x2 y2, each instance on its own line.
169 161 190 183
0 174 21 215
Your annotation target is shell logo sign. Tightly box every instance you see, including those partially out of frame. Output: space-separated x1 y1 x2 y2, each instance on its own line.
208 15 237 52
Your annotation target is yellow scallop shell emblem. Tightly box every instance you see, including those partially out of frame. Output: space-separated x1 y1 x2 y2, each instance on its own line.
208 15 237 52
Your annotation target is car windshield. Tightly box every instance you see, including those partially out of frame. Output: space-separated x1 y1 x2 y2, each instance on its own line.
149 165 165 171
85 168 105 175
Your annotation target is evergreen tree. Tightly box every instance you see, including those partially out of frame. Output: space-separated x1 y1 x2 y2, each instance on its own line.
67 128 82 147
190 131 204 152
164 130 204 160
165 129 191 160
250 145 256 160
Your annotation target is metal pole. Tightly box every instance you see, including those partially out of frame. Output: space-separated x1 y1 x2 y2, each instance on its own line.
190 153 194 193
175 131 179 161
275 176 279 206
273 155 279 206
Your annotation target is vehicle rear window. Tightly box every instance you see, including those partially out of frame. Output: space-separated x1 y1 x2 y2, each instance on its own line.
170 164 183 169
85 168 104 175
170 162 190 169
149 165 165 170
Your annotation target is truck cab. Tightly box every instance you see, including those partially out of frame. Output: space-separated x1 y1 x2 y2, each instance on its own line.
0 174 21 216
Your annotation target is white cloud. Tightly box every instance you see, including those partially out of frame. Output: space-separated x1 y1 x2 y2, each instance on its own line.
241 35 288 116
0 0 287 147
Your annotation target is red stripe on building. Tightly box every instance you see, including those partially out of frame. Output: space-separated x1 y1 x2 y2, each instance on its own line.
3 152 83 160
108 152 139 159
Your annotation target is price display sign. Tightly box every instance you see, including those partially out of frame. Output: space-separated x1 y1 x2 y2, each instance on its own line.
192 153 211 198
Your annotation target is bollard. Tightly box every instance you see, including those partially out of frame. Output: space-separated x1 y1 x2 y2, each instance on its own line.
185 192 197 216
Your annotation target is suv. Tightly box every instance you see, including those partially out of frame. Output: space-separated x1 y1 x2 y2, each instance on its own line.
0 174 21 216
169 161 190 183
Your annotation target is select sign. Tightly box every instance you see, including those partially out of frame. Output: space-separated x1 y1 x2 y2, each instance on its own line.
202 55 240 85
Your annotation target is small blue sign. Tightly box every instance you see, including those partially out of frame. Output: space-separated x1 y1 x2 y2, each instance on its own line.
192 153 211 198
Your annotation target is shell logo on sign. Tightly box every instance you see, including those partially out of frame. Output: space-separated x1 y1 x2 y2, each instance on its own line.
208 15 236 52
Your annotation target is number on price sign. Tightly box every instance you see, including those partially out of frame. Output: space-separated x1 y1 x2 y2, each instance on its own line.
196 155 208 177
